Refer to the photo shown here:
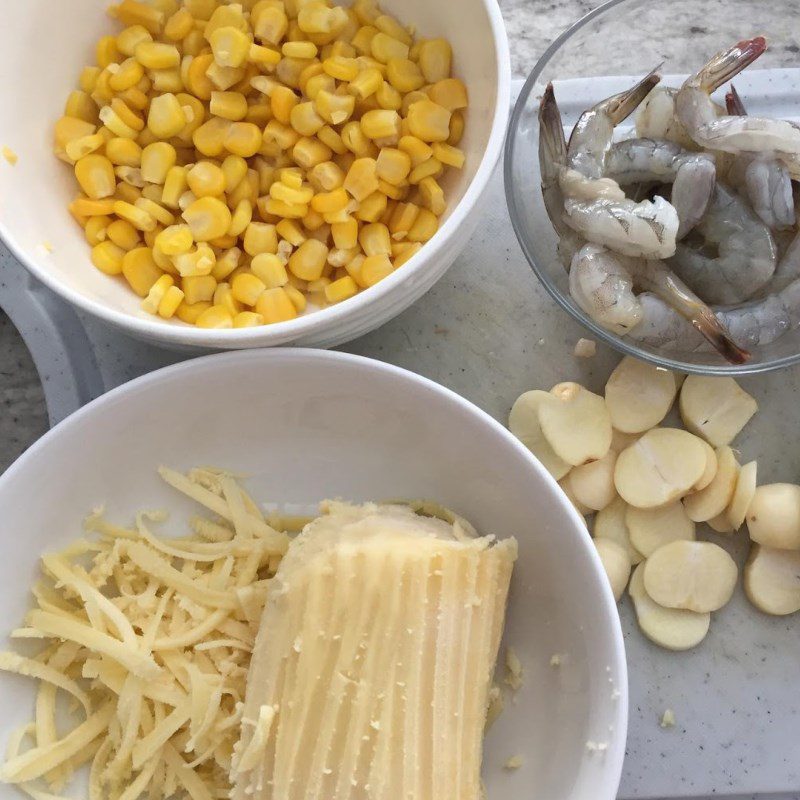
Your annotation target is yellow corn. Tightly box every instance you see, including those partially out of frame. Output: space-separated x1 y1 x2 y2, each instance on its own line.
206 62 246 91
158 285 185 318
233 310 264 327
429 78 468 111
343 253 366 287
253 4 287 44
211 246 242 281
292 137 332 170
389 202 419 239
122 247 162 295
182 196 232 241
249 43 282 68
358 221 391 256
331 216 358 249
289 102 324 137
174 244 216 276
348 67 382 99
228 199 253 237
283 283 307 312
75 155 116 200
55 116 96 161
65 90 100 124
164 7 194 40
311 91 352 127
193 117 232 157
398 134 433 167
140 142 176 184
270 181 314 205
340 121 372 156
373 147 411 185
196 304 234 328
224 122 262 157
91 241 126 275
205 3 247 37
65 133 105 163
360 252 393 286
315 125 346 156
221 154 249 192
419 176 446 215
324 275 358 303
386 58 423 93
370 32 408 63
186 53 215 99
418 38 452 83
343 157 378 201
107 219 141 250
406 207 438 242
310 187 348 214
251 252 289 288
275 220 305 247
282 41 318 59
448 110 465 146
255 287 297 323
187 162 226 197
408 157 442 185
323 55 359 81
148 93 187 138
96 35 121 68
155 223 194 255
141 273 174 314
175 300 212 323
431 141 465 169
393 240 421 267
114 182 143 204
288 238 328 280
135 197 175 226
84 216 110 246
135 41 180 69
307 160 345 192
181 274 218 305
231 272 267 306
374 13 412 45
270 86 298 124
243 222 278 256
114 0 165 34
71 197 118 217
162 166 188 208
375 81 401 112
407 99 451 142
354 189 387 222
210 26 251 69
304 71 335 101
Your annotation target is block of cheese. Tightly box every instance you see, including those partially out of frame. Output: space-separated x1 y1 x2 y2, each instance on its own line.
231 501 517 800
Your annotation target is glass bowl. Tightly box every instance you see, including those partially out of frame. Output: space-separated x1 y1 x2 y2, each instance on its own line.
505 0 800 375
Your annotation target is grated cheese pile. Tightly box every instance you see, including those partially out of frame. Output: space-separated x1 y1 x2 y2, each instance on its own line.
0 466 290 800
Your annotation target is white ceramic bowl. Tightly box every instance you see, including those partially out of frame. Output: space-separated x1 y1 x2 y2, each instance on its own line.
0 349 626 800
0 1 510 350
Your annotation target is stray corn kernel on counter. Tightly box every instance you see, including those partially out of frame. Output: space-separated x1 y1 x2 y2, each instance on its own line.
55 0 468 329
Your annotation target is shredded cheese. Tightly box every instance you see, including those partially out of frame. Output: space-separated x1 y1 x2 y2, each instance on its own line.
0 467 289 800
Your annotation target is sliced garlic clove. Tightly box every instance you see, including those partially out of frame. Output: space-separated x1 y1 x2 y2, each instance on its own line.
604 357 677 433
614 428 707 509
563 450 618 512
629 563 710 651
625 501 695 558
538 382 612 467
726 460 757 531
558 475 591 517
744 544 800 615
643 540 738 613
683 446 739 523
679 375 757 447
693 440 718 492
508 390 571 480
746 483 800 550
592 496 644 565
593 538 631 601
707 512 735 534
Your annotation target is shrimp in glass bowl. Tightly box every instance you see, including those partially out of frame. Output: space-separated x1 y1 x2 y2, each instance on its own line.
506 0 800 375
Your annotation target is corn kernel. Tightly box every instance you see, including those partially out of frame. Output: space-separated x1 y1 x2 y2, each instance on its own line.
359 222 391 256
429 78 468 111
136 197 175 226
251 252 289 287
310 187 348 214
308 161 345 192
162 166 188 208
288 102 323 137
255 287 297 323
206 62 245 92
324 275 358 303
288 238 328 280
231 310 262 327
157 285 184 318
331 216 358 249
141 273 175 314
389 202 419 239
182 196 232 242
196 304 234 328
323 55 359 81
140 142 176 184
70 197 118 217
148 93 187 138
262 119 300 154
344 253 367 287
282 41 318 59
354 189 387 222
96 35 121 68
164 7 194 40
393 240 422 267
448 110 465 146
283 283 307 312
211 246 242 280
418 38 452 83
361 253 393 286
406 207 439 242
65 133 105 162
351 25 378 56
304 71 335 101
343 157 378 201
193 117 232 157
115 0 165 34
348 67 382 99
314 90 355 126
230 272 266 306
243 222 278 256
186 53 216 100
75 155 116 199
155 223 194 255
288 137 329 170
84 216 110 246
407 99 451 143
210 26 251 69
270 86 299 125
187 162 226 198
221 155 249 192
370 32 408 63
65 90 100 124
114 165 144 188
107 219 141 250
228 199 253 237
224 122 262 157
122 247 162 295
249 43 282 68
183 28 206 56
409 157 442 184
431 141 465 169
174 244 216 276
91 240 126 275
205 3 247 37
339 121 371 157
418 176 445 215
175 300 212 323
135 41 180 70
270 181 314 205
398 134 433 168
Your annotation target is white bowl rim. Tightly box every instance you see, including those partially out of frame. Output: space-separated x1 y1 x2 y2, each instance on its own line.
0 1 511 349
0 347 628 796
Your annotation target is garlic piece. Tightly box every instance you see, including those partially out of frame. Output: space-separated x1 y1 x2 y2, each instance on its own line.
746 483 800 550
683 446 739 523
508 390 571 480
744 544 800 615
625 501 695 558
594 538 631 601
604 357 677 433
679 375 757 447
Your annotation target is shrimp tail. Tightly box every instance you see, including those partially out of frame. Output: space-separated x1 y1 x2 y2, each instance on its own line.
604 65 663 126
725 83 747 116
539 83 567 181
636 262 751 363
696 37 767 93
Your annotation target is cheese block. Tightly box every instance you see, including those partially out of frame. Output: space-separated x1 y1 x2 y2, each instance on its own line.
231 502 517 800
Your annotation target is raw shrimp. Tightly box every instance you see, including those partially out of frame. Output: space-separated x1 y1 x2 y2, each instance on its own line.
559 70 681 260
569 243 748 362
725 85 795 230
676 37 800 158
605 138 716 237
636 86 699 150
669 182 777 304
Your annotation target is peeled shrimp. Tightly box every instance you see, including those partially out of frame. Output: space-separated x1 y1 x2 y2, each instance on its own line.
724 85 795 230
669 182 777 304
677 37 800 158
605 138 716 237
636 86 700 150
569 244 748 362
559 69 681 259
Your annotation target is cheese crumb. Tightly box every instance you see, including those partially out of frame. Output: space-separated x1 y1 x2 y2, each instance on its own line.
485 684 504 730
503 755 524 770
549 653 562 667
660 708 676 728
3 146 18 165
573 338 596 358
504 646 523 690
585 740 608 754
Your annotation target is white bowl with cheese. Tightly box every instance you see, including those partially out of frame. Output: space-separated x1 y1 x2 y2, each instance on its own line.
0 0 510 350
0 349 627 799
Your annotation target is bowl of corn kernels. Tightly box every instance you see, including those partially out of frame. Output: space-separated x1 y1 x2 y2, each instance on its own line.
0 0 509 349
